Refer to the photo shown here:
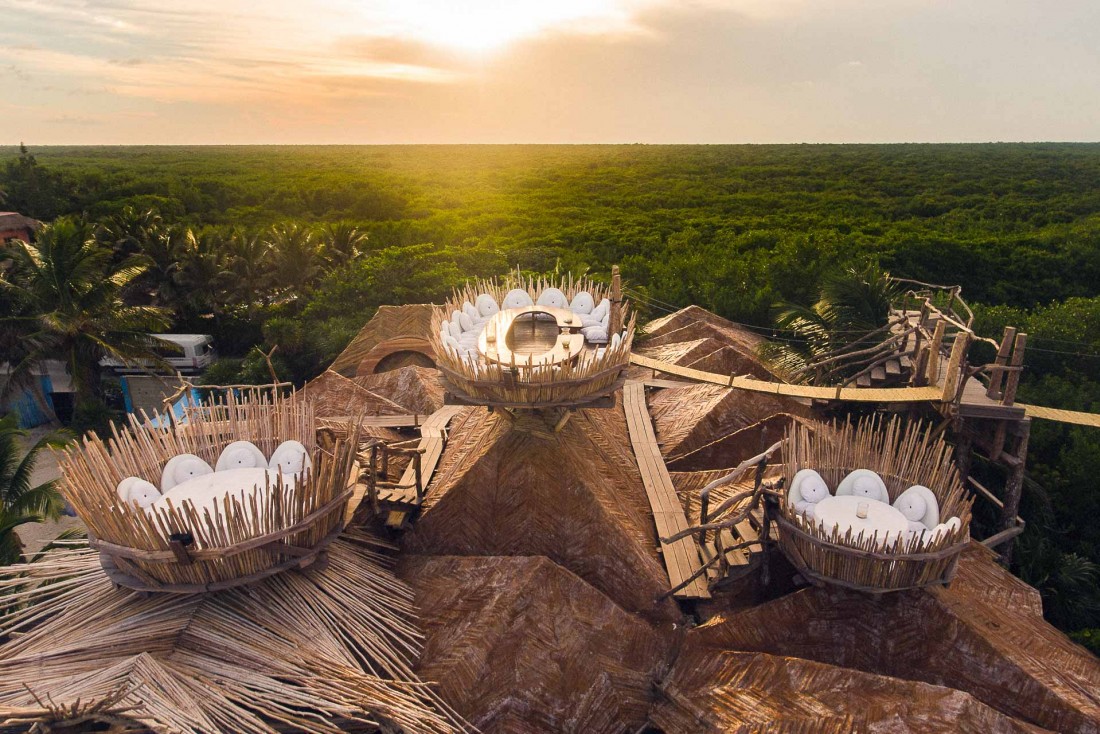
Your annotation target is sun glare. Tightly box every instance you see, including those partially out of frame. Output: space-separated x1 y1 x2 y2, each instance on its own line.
359 0 639 53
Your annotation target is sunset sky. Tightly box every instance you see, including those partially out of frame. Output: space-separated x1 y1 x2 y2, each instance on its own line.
2 0 1098 144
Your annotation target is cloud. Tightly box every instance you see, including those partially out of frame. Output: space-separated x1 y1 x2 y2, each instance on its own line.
0 0 1098 143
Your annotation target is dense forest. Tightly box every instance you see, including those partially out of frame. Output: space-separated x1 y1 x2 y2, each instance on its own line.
2 142 1099 649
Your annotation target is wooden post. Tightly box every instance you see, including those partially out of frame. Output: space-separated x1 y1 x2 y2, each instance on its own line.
941 331 970 402
986 326 1017 399
368 443 379 515
954 424 974 489
926 320 946 384
999 420 1030 565
413 452 424 504
609 265 622 337
1001 332 1027 406
911 347 929 387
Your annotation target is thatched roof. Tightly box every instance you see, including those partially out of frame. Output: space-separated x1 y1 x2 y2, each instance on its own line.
300 370 410 418
400 405 682 623
353 366 446 416
329 305 437 377
690 543 1100 732
400 555 675 734
0 530 468 734
647 382 811 463
637 305 778 380
652 647 1045 733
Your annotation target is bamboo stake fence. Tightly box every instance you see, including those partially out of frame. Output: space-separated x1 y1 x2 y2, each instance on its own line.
430 273 635 408
56 391 360 592
776 417 973 592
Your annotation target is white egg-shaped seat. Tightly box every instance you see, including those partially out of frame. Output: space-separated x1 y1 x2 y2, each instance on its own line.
892 485 940 531
117 476 162 508
447 321 463 339
215 440 268 472
787 469 831 519
502 288 534 310
835 469 889 503
269 440 312 476
476 294 500 319
536 287 569 310
463 301 480 321
444 334 462 353
161 454 214 493
570 291 595 315
458 312 474 332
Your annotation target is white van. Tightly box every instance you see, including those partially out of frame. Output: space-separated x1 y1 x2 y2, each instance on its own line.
100 334 217 374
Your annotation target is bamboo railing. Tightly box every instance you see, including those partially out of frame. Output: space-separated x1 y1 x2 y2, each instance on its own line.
431 273 635 408
775 417 974 593
58 393 359 593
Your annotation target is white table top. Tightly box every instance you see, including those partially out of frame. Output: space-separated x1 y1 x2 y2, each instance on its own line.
153 467 289 514
813 494 908 544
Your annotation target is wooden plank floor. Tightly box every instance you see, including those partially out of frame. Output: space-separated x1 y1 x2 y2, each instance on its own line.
379 405 466 517
622 381 711 600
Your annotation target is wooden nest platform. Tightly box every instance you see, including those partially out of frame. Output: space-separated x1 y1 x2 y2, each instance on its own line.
773 417 973 593
430 272 635 409
58 393 359 593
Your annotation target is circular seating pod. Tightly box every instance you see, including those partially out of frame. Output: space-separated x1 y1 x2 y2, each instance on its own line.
58 394 359 593
430 275 635 409
773 417 973 593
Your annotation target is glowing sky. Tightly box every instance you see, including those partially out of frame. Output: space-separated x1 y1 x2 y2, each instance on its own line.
1 0 1098 143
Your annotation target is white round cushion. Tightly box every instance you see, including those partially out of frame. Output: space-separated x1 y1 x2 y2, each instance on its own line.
117 476 161 508
502 289 534 309
215 440 268 472
269 440 312 475
161 454 214 493
570 291 595 315
476 294 500 318
892 485 940 529
536 287 569 310
788 468 830 507
836 469 889 503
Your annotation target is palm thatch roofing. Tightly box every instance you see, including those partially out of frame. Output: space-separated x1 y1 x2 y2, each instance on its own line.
299 370 410 418
0 530 468 734
400 555 675 733
329 305 438 377
635 305 779 381
4 300 1100 734
352 366 446 416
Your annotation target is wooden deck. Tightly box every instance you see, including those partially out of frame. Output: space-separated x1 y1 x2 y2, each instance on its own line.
379 405 465 527
622 381 711 600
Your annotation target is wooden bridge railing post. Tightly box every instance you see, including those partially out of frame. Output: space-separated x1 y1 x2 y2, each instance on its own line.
998 420 1030 565
609 265 622 337
368 443 379 515
1001 332 1027 407
986 326 1017 400
941 331 971 402
926 320 946 384
413 451 424 504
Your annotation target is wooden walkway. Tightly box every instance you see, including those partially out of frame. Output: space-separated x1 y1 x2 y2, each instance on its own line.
379 405 465 527
631 354 943 403
622 381 711 600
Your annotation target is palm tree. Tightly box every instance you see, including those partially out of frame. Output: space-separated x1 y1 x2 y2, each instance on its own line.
266 223 325 299
0 217 170 413
320 221 369 266
0 413 68 565
224 229 272 316
758 264 902 384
